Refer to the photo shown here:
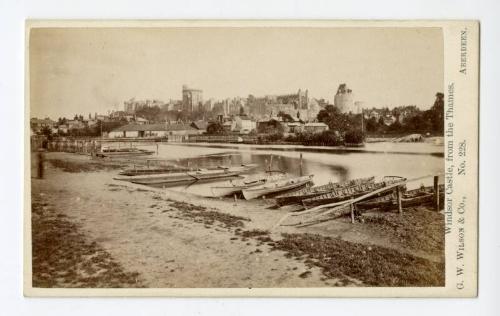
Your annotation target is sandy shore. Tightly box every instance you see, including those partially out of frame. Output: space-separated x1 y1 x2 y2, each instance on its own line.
30 152 445 288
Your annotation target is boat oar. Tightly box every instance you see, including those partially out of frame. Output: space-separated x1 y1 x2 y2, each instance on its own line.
185 172 201 181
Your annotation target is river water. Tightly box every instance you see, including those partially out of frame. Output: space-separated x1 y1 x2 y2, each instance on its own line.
108 142 444 197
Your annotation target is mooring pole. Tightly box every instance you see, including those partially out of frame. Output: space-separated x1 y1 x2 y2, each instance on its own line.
299 153 303 176
156 143 159 155
350 203 355 224
37 151 44 179
396 185 403 214
434 175 440 211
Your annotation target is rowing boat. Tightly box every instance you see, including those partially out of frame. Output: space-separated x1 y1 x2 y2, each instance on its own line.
118 166 190 176
301 176 406 208
114 164 258 185
210 172 286 197
242 175 314 200
356 184 445 211
96 147 155 158
274 176 375 206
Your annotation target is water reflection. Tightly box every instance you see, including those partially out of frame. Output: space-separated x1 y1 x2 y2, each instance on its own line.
107 142 443 197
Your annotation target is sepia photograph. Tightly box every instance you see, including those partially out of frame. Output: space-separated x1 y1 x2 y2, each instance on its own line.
24 21 478 296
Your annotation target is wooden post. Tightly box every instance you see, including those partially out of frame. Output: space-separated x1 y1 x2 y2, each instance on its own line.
396 185 403 214
269 155 273 172
233 193 237 205
147 160 150 169
299 153 303 176
37 151 44 179
434 175 440 211
156 143 159 155
350 203 355 223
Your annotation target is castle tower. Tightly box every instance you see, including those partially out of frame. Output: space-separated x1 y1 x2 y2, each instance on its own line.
334 83 354 113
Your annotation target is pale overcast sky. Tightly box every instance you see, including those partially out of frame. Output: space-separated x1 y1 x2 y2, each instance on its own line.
29 27 443 119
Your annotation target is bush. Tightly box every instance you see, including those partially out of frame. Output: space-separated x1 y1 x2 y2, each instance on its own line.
257 132 283 143
344 129 365 144
285 131 343 146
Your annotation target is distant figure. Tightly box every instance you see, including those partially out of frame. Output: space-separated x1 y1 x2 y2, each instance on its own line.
37 151 45 179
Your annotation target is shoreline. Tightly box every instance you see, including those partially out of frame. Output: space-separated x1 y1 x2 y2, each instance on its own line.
133 140 445 158
30 152 445 288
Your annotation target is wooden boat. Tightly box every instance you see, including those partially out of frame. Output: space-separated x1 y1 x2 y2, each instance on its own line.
114 164 257 185
302 176 406 208
96 147 155 158
356 184 445 211
242 175 314 200
210 172 286 197
274 176 375 206
118 166 189 176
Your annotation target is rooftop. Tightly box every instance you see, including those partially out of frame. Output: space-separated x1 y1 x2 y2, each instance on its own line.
111 123 196 132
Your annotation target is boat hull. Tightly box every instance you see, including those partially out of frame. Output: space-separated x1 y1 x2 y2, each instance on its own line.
242 175 313 200
96 149 155 158
356 184 445 211
211 180 266 197
275 176 375 206
115 165 256 186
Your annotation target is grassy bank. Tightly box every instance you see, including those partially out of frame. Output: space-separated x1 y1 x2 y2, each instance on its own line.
31 198 145 288
271 233 444 286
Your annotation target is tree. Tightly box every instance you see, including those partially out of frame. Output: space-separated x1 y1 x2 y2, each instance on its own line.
206 122 225 135
344 129 365 144
277 111 294 123
388 120 403 132
257 119 284 134
366 117 379 132
40 125 52 138
378 117 385 126
135 105 161 122
429 92 444 133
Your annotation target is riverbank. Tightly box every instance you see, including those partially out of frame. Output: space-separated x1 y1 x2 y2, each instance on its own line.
139 140 444 157
30 152 445 287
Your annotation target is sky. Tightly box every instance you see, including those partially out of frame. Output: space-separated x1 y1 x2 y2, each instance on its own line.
29 27 443 119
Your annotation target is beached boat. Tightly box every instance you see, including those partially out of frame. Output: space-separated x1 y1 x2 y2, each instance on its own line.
242 175 314 200
274 176 375 206
96 147 155 158
118 166 189 176
210 172 286 197
114 164 258 186
302 176 406 208
356 184 445 211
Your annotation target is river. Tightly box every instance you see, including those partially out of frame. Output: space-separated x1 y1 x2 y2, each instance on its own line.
107 141 444 197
